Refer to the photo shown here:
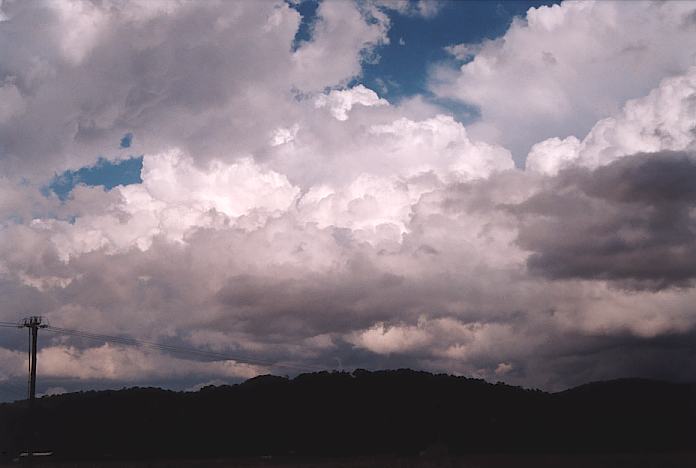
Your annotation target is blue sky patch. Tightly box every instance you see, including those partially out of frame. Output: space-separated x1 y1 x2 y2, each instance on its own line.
48 156 143 200
288 0 320 51
360 0 559 103
120 132 133 149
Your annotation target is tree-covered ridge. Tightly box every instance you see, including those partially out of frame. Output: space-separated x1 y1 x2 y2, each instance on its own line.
1 370 693 462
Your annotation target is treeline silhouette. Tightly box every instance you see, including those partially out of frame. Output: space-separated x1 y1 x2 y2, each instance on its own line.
1 370 694 462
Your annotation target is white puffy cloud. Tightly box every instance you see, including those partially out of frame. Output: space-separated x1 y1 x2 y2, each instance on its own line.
292 0 389 90
38 150 300 260
139 151 299 219
526 136 581 175
348 321 430 354
271 124 300 147
495 362 513 376
367 115 514 180
527 66 696 174
433 0 696 160
263 97 513 186
314 85 389 121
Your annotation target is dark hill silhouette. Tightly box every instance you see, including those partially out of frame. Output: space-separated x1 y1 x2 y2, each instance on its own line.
1 370 694 463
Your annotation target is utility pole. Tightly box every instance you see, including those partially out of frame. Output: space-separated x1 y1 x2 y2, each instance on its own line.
20 316 47 462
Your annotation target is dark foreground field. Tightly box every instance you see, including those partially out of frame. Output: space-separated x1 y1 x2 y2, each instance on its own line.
2 370 696 466
3 453 696 468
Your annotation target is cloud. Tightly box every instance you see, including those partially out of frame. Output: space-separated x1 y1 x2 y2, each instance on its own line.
3 149 696 390
3 0 696 396
495 362 513 376
38 386 67 397
292 0 389 90
41 151 298 261
348 321 430 354
314 85 389 121
0 0 387 179
35 344 262 381
0 81 25 123
365 114 514 180
433 1 696 161
527 66 696 175
0 347 25 381
444 43 482 62
372 0 443 19
517 151 696 290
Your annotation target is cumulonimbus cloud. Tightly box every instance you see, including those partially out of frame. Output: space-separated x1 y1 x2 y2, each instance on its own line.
1 0 696 394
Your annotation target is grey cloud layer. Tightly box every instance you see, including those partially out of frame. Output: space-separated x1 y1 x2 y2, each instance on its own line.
517 152 696 290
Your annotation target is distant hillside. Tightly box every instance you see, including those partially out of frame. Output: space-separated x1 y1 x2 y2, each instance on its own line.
1 370 694 462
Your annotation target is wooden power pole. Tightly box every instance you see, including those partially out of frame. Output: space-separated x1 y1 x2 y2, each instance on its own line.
20 316 47 461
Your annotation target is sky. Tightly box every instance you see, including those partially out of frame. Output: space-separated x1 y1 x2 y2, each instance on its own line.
1 0 696 401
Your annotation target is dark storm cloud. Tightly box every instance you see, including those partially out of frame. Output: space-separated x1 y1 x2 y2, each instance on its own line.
516 151 696 290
